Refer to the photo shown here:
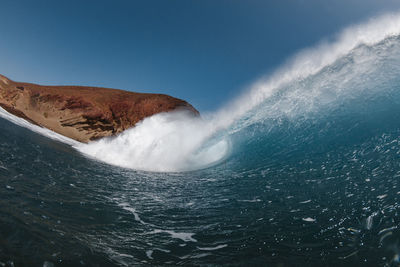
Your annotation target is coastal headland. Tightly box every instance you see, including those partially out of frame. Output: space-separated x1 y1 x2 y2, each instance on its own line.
0 74 198 143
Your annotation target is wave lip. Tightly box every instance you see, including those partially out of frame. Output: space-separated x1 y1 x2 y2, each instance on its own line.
215 12 400 130
0 106 79 146
3 12 400 172
75 111 231 172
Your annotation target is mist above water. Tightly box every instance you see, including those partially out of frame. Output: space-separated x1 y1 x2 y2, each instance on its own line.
76 12 400 172
1 13 400 172
75 111 230 172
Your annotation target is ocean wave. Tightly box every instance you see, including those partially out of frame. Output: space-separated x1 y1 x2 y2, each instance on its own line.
2 12 400 172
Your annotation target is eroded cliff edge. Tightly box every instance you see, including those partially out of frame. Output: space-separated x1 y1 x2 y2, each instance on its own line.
0 74 199 143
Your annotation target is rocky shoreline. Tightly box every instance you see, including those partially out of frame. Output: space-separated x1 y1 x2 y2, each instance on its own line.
0 74 198 143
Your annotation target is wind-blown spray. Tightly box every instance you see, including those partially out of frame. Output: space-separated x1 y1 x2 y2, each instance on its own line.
1 13 400 172
75 111 230 172
75 12 400 172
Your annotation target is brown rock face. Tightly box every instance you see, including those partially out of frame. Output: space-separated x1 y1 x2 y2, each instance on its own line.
0 74 199 143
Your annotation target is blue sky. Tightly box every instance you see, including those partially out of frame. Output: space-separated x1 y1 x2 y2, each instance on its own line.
1 1 400 111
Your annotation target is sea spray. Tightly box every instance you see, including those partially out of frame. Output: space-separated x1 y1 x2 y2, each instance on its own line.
2 11 400 267
0 107 79 146
77 12 400 172
75 111 230 172
216 12 400 130
2 13 400 172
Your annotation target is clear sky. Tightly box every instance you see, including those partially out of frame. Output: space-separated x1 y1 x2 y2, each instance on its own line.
1 1 400 111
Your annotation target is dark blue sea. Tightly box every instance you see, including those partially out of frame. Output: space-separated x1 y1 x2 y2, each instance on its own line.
2 16 400 267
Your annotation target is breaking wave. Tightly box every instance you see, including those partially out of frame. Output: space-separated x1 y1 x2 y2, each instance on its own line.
76 12 400 172
2 12 400 172
75 111 230 172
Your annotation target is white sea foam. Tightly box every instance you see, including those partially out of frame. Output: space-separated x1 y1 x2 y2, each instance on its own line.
0 107 79 146
216 12 400 130
149 229 197 242
145 250 153 259
74 111 230 172
2 12 400 172
76 12 400 172
118 202 147 225
115 196 197 242
197 244 228 251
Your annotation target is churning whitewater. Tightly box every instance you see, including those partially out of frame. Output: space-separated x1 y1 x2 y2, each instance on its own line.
3 11 400 267
74 12 400 172
0 13 400 172
0 14 400 172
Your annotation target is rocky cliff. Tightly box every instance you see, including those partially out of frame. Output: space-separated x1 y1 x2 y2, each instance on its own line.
0 74 199 143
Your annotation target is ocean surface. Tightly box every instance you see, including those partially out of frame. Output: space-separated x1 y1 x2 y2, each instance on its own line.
2 14 400 267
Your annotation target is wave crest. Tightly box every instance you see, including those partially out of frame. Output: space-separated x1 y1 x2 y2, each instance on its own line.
77 12 400 172
3 12 400 172
75 111 230 172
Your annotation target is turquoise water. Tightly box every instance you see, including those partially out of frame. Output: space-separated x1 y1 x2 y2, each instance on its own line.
2 17 400 267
